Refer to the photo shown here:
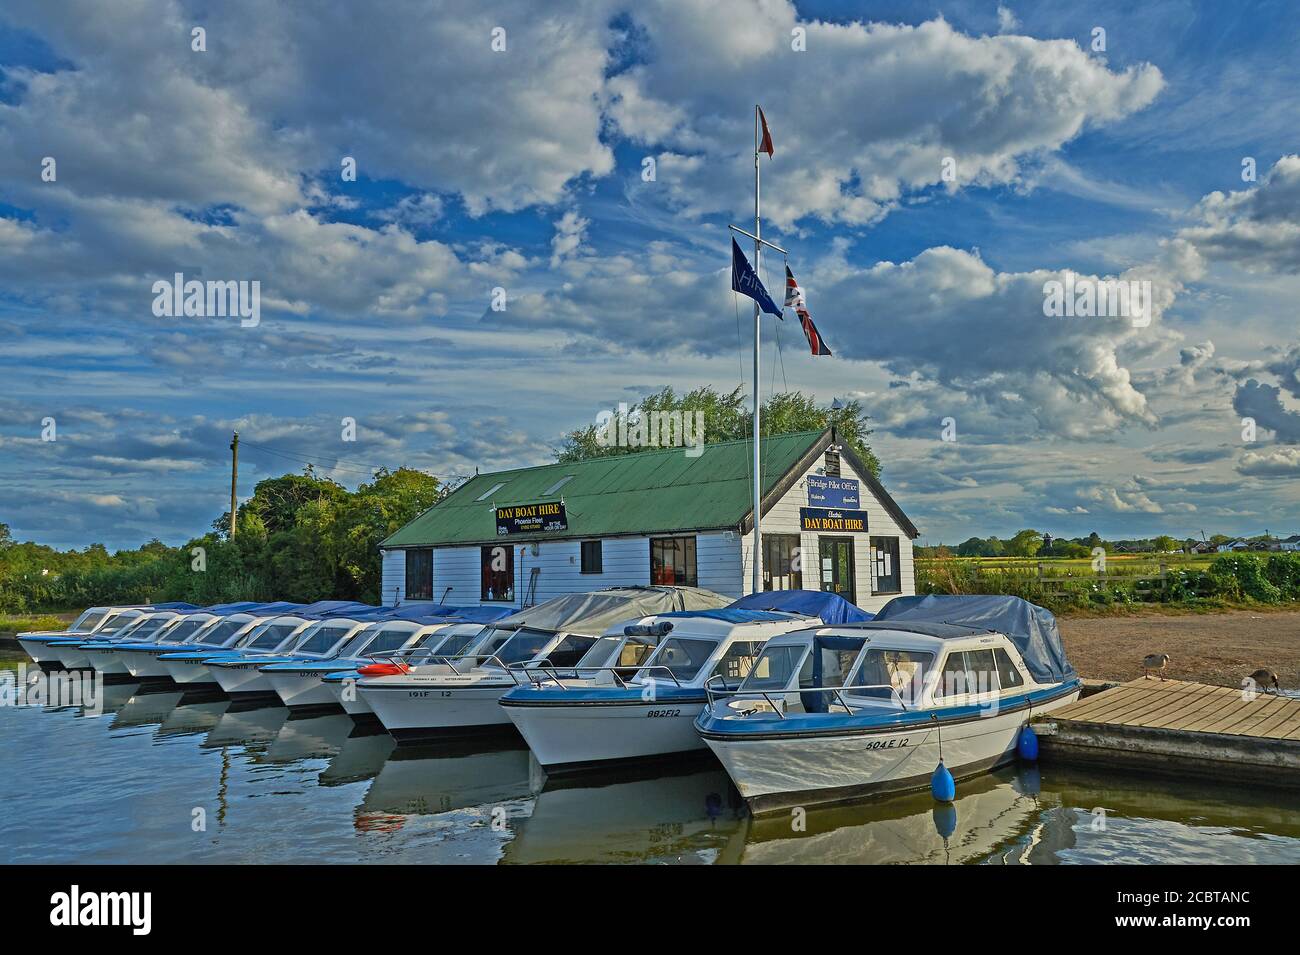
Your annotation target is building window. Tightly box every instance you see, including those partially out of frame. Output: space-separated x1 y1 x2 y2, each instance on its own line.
762 534 803 590
481 544 514 602
405 548 433 601
650 536 697 587
580 540 603 575
871 536 901 594
824 450 840 476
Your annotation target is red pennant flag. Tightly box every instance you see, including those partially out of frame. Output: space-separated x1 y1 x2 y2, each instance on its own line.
758 106 774 158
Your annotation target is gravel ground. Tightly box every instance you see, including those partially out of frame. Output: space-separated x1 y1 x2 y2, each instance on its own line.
1059 609 1300 690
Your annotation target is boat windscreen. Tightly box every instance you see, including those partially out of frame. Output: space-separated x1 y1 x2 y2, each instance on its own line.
292 623 355 654
489 628 554 666
197 619 248 646
642 637 718 681
94 613 136 635
574 635 657 670
351 624 417 656
425 627 478 657
739 643 809 691
70 609 107 632
158 618 208 643
245 622 302 650
125 617 172 640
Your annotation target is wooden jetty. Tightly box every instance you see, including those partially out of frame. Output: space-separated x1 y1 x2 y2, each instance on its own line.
1035 678 1300 787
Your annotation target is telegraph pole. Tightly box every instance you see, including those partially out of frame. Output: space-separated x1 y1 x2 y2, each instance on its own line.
229 430 239 539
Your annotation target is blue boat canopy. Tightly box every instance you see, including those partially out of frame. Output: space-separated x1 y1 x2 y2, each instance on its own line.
873 594 1076 684
729 589 873 624
657 608 797 624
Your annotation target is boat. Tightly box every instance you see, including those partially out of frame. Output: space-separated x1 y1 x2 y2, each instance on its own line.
500 590 869 772
80 602 272 677
260 614 472 710
360 586 731 742
46 608 187 670
16 606 145 665
207 610 383 698
15 603 200 665
156 601 371 686
696 595 1082 814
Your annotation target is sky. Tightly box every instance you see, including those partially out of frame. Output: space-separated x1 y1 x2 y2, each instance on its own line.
1 0 1299 550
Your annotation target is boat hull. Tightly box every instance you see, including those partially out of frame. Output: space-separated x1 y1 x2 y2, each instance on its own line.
162 659 218 685
328 678 374 716
80 647 130 675
121 649 174 679
50 644 92 669
211 663 275 696
267 672 338 710
702 687 1080 814
360 681 516 740
503 697 708 771
17 638 65 664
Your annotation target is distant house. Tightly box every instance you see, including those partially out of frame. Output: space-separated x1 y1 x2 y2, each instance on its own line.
1280 535 1300 552
1217 539 1251 552
1190 541 1216 554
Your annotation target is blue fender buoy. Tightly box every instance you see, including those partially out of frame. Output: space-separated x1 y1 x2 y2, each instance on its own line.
932 804 957 840
1017 724 1039 761
931 760 955 802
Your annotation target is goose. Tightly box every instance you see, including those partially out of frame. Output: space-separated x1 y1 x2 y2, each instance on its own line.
1247 668 1280 694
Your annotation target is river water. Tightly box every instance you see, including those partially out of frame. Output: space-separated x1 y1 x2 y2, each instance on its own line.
2 651 1297 865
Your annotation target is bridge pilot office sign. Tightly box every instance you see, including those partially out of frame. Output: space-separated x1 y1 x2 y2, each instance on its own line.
806 475 860 508
496 502 568 535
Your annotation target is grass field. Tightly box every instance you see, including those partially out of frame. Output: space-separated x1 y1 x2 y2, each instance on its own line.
0 613 67 635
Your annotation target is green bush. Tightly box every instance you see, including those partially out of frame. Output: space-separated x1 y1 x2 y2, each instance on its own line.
1206 554 1281 603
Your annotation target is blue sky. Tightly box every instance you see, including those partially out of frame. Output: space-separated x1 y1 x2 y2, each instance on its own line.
2 0 1299 550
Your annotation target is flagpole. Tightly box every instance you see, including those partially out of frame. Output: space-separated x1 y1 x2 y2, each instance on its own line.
751 104 763 595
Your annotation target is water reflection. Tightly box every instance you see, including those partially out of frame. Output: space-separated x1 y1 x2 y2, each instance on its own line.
2 649 1297 865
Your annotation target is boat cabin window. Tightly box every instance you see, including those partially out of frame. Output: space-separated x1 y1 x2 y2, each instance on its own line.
427 628 479 657
848 649 933 703
488 627 553 666
993 648 1025 689
71 610 107 632
247 622 305 650
199 619 248 646
574 635 655 670
96 612 136 634
937 649 1000 697
110 617 147 639
543 634 598 667
294 623 355 654
739 643 808 691
707 640 765 689
363 624 421 655
127 617 173 640
160 618 207 643
642 637 716 681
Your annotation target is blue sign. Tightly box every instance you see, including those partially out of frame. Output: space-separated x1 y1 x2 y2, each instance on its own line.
807 474 860 509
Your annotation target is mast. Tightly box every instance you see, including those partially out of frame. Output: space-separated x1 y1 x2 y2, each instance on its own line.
751 105 763 594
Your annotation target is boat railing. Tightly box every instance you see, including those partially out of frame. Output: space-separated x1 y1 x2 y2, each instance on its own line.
703 681 910 719
517 663 685 690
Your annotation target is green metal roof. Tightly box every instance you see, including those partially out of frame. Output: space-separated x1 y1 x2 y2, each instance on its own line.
383 430 830 548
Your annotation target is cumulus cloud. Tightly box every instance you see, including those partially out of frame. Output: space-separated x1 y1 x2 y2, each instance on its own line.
610 9 1163 227
1238 447 1300 477
1233 379 1300 443
1177 155 1300 273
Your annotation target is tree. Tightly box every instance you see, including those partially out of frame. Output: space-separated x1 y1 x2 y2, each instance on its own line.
1007 529 1043 558
1153 535 1178 553
555 386 880 476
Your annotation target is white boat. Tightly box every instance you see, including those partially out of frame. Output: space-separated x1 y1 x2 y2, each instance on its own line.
500 608 819 772
320 622 490 717
261 617 468 710
16 606 139 665
159 613 313 685
52 609 184 670
208 615 378 697
361 587 731 742
83 610 218 676
101 602 294 678
696 595 1082 814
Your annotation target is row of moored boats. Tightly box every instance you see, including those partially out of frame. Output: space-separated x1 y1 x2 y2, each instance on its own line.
18 587 1082 812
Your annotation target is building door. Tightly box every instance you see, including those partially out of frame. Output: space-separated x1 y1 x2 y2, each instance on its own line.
817 537 855 603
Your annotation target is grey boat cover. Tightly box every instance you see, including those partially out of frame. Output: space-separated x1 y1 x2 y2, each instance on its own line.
874 594 1077 684
494 586 731 636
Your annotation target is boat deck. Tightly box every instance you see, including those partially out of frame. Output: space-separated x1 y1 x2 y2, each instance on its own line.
1035 678 1300 786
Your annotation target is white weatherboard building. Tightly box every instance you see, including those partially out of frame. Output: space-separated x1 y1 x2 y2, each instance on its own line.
380 429 918 612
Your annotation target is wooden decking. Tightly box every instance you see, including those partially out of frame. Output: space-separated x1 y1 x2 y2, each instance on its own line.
1035 679 1300 786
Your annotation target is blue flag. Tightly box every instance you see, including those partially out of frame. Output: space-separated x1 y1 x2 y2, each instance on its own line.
731 238 783 318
